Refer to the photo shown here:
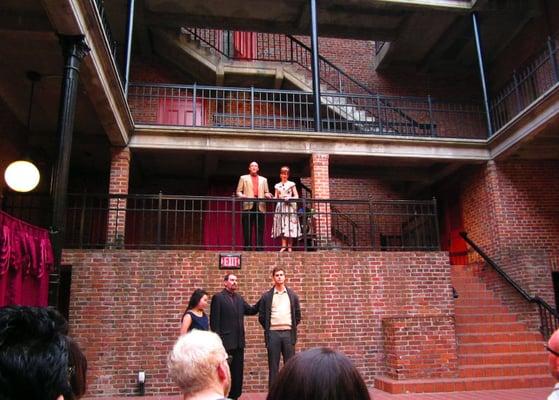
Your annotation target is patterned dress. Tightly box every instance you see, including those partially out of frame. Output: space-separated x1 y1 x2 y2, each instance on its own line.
271 181 302 239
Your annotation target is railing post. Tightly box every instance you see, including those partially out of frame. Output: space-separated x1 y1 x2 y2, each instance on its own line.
432 197 440 250
78 192 87 249
309 0 322 132
231 194 236 251
547 36 559 82
302 197 308 252
427 95 435 136
157 191 162 249
376 94 383 134
250 86 255 129
513 70 523 113
192 83 197 126
368 199 375 250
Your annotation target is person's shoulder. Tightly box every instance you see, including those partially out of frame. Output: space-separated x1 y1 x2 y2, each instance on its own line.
239 174 250 180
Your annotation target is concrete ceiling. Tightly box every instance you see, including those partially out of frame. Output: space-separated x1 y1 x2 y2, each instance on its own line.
0 0 556 192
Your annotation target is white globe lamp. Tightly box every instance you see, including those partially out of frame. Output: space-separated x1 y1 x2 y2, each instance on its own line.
4 160 41 192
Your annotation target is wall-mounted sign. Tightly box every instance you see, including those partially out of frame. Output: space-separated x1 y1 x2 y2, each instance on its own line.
219 253 242 269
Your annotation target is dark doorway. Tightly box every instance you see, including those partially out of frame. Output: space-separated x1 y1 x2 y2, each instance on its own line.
58 265 73 321
552 271 559 311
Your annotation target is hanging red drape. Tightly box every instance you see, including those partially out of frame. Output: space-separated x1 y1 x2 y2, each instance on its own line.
203 186 278 250
0 211 54 307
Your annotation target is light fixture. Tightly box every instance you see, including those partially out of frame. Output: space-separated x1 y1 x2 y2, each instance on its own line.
4 71 41 192
4 161 41 192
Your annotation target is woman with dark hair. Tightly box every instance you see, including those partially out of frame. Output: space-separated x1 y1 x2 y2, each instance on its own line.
266 347 371 400
180 289 210 334
67 337 88 399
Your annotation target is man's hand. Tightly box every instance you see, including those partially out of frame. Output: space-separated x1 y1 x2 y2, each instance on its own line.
265 192 273 199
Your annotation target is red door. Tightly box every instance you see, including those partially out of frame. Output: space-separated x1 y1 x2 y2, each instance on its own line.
442 194 468 265
158 97 204 126
234 32 257 60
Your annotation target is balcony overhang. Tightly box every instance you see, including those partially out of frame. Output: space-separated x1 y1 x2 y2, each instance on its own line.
130 125 489 162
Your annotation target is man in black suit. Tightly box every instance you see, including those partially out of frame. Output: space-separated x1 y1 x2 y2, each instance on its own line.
210 273 258 400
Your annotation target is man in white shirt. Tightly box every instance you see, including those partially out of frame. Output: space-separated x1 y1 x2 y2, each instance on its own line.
256 267 301 388
547 329 559 400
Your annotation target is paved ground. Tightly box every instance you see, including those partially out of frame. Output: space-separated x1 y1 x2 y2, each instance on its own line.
87 386 552 400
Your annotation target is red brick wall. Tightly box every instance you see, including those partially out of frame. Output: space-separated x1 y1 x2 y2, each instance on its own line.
63 250 453 396
383 315 457 379
457 159 559 328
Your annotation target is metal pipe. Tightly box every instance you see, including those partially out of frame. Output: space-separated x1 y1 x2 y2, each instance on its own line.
124 0 135 96
309 0 322 131
472 12 494 137
49 35 90 307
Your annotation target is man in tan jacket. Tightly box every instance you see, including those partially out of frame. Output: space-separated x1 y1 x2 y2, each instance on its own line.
236 161 272 250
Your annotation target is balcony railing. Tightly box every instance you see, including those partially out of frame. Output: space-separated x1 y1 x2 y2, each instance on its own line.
3 194 440 252
490 35 559 134
128 83 486 138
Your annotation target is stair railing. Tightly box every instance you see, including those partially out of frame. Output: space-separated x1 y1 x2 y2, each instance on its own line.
460 231 559 340
181 27 424 134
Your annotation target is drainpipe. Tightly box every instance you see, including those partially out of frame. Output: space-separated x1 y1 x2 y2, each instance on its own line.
309 0 322 132
472 12 494 137
124 0 135 96
49 35 90 307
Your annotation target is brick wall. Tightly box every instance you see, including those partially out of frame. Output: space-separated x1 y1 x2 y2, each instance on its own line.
458 159 559 328
63 250 453 396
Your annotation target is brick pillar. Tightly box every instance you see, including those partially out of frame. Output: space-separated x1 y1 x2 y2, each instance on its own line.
310 153 331 247
106 147 130 247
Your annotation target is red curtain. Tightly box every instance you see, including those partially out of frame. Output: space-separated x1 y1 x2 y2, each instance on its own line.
203 186 278 250
0 211 54 307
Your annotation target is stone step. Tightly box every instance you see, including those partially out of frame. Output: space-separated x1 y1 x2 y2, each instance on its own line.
459 341 545 354
374 374 553 394
455 321 528 334
454 298 501 307
456 313 518 324
457 331 543 344
459 351 547 365
455 305 509 314
458 363 548 378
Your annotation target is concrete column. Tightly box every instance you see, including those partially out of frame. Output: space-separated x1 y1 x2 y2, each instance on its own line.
106 146 131 247
310 153 331 247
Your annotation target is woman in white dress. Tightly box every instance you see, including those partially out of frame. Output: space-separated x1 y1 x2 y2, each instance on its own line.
271 166 301 252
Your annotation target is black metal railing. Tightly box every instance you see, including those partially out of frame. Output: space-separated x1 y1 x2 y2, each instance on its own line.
182 28 430 135
92 0 122 79
460 232 559 340
375 41 387 55
3 193 440 252
490 35 559 134
128 83 486 138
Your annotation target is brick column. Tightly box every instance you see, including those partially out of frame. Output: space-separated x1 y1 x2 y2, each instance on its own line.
106 147 131 247
310 153 331 247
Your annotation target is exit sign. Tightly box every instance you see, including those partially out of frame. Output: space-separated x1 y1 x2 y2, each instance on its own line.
219 253 242 269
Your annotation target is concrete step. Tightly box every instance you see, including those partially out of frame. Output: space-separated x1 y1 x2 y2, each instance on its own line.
454 305 509 314
374 374 554 394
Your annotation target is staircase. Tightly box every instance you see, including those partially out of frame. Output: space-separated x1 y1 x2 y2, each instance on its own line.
375 264 553 394
155 27 427 135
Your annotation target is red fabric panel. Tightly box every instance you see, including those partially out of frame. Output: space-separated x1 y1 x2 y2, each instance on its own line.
0 211 54 306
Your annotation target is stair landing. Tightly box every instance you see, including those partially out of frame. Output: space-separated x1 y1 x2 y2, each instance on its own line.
374 264 553 394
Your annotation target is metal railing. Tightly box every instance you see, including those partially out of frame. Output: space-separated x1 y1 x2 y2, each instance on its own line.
490 35 559 134
128 83 486 138
182 28 427 134
460 232 559 340
3 193 440 252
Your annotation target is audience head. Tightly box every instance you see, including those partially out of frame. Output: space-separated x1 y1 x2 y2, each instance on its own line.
0 305 86 400
547 328 559 380
266 347 371 400
168 330 231 399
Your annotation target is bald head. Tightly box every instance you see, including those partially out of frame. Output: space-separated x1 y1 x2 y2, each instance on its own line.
548 329 559 380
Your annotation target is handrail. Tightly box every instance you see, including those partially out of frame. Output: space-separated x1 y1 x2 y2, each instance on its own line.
460 231 559 339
